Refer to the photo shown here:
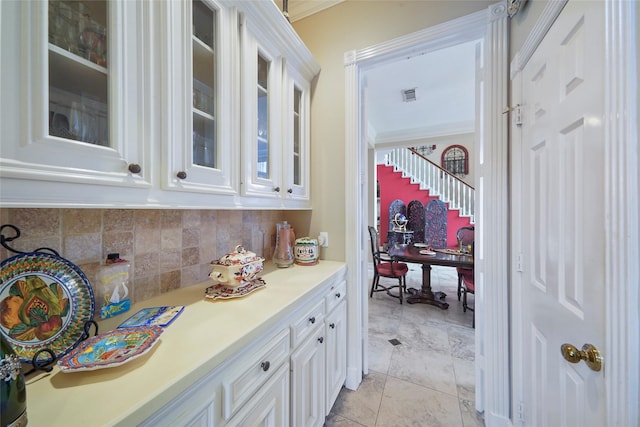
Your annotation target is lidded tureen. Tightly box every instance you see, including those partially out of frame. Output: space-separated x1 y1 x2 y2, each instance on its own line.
209 245 264 286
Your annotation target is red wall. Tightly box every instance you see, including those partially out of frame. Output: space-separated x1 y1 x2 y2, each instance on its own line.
377 164 471 247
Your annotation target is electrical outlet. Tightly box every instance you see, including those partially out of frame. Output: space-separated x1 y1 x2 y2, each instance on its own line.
318 232 329 247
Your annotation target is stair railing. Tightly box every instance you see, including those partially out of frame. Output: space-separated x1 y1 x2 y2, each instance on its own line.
385 147 475 222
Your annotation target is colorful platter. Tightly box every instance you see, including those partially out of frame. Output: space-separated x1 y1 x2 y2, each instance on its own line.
0 252 95 362
57 325 163 372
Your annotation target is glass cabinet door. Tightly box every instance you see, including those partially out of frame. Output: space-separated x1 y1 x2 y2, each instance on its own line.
48 1 108 146
257 53 270 180
282 63 310 200
161 0 235 193
192 0 216 169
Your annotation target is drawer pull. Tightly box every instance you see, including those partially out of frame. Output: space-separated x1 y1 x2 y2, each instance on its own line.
318 337 324 344
335 292 341 298
260 361 270 372
309 317 316 324
329 323 335 329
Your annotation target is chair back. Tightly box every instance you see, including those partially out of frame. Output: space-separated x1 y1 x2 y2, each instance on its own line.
456 226 475 248
368 226 384 269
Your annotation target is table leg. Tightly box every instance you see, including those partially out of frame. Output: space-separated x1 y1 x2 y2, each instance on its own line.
406 264 449 309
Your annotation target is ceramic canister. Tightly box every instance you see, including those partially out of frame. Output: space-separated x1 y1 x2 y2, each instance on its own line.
294 237 319 266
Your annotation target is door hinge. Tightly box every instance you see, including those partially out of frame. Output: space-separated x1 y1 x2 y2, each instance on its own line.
502 104 523 126
516 253 524 272
517 401 526 424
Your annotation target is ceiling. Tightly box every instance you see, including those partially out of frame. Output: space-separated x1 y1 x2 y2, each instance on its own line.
281 0 479 146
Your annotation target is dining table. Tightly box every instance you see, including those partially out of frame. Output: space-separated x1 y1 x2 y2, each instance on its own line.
387 243 474 309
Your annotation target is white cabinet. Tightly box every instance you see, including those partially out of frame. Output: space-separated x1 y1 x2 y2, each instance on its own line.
226 363 290 427
0 0 150 205
0 0 318 209
140 369 220 427
238 4 317 206
291 324 326 427
159 0 238 195
325 299 347 414
291 278 348 426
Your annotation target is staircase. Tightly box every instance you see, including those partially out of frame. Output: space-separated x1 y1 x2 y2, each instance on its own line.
385 147 475 222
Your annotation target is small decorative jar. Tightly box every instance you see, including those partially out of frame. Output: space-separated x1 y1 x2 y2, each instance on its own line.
294 237 319 266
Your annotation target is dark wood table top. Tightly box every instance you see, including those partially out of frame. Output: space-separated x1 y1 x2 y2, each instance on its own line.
388 244 473 269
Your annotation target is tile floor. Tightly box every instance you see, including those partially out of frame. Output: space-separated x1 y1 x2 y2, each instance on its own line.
325 264 483 427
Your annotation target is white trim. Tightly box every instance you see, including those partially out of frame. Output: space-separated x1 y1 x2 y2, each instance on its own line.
510 1 639 425
603 1 639 425
344 2 510 422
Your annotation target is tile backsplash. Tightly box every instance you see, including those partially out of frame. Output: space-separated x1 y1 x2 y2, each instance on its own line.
0 208 286 304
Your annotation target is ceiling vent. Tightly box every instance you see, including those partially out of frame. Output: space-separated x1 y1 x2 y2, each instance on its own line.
401 88 417 102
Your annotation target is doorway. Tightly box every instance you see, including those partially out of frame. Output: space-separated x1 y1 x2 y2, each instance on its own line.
344 4 509 422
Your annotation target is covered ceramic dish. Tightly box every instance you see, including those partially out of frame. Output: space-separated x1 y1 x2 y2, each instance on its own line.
209 245 264 286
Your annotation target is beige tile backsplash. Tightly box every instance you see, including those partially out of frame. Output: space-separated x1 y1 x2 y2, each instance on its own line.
0 208 286 305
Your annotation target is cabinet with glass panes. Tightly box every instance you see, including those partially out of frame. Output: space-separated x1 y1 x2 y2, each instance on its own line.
160 0 237 195
0 0 317 208
0 0 148 207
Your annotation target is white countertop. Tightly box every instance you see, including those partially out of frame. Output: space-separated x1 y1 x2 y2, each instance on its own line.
25 261 346 426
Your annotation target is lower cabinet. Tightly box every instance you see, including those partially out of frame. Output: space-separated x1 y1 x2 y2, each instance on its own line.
325 299 347 414
226 363 290 427
140 270 347 427
290 323 326 427
291 279 347 427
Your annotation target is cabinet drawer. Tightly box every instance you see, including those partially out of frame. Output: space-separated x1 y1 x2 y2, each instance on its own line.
290 299 325 348
222 328 290 420
325 279 346 313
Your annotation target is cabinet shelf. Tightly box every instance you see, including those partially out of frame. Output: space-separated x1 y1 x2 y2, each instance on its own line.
49 43 107 102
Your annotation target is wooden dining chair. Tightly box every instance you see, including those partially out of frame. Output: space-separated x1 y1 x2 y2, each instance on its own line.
456 226 475 301
460 269 475 327
368 226 409 303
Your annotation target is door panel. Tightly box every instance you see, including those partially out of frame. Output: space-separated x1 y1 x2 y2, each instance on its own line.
521 1 605 425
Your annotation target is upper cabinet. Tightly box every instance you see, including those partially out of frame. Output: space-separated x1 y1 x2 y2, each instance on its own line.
239 6 315 205
160 0 238 196
0 0 319 209
0 0 149 204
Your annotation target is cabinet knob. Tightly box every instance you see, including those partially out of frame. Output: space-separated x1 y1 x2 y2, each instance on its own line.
273 186 281 192
287 188 293 193
128 163 142 174
318 337 324 344
308 316 316 324
176 171 187 180
335 292 341 298
329 323 335 329
261 361 270 372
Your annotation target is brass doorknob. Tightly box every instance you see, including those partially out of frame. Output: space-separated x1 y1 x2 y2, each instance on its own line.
560 343 602 372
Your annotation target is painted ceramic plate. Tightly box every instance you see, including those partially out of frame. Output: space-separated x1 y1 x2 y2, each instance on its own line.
57 325 163 372
205 278 266 300
118 306 185 329
0 252 95 362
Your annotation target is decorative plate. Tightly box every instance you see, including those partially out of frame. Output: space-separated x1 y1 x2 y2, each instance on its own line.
0 252 95 362
413 243 429 248
118 306 185 329
205 278 266 300
57 325 163 372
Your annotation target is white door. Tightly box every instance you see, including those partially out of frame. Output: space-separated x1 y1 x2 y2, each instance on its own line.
519 1 605 425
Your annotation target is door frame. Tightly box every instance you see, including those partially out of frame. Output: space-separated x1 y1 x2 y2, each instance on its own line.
510 1 639 425
344 2 510 424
